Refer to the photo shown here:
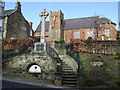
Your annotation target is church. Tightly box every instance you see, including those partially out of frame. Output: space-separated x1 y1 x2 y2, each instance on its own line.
35 10 117 43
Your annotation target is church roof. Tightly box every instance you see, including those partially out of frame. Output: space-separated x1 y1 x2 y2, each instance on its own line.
36 21 49 32
63 17 98 30
35 16 116 32
4 9 16 16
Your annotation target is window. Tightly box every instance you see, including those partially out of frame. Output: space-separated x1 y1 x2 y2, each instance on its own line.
30 29 32 36
65 32 68 40
73 31 80 39
105 29 110 36
21 25 26 31
87 30 94 39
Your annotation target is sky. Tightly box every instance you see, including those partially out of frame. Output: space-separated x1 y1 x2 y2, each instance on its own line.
5 2 118 31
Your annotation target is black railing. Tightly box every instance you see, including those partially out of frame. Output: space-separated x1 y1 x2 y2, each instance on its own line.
46 43 62 73
66 44 80 72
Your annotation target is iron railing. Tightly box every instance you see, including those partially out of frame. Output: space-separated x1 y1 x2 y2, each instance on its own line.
46 43 62 73
66 44 80 72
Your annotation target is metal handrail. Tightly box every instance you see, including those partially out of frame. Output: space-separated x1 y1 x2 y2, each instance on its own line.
66 44 80 72
46 43 62 73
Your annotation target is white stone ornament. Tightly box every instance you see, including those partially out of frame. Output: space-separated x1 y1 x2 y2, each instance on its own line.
28 65 42 73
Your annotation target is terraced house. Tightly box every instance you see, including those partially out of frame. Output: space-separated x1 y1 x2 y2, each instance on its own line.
2 1 34 39
35 10 118 43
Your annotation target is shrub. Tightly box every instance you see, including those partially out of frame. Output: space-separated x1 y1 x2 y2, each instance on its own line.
85 78 105 87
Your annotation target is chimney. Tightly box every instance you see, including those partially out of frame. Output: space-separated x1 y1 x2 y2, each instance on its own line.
0 0 5 16
109 19 111 24
29 22 33 28
15 1 21 11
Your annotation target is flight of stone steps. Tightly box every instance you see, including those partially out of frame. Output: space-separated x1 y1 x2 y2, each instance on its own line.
61 62 78 88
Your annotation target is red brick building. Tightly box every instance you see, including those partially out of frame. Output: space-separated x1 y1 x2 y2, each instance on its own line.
35 10 117 43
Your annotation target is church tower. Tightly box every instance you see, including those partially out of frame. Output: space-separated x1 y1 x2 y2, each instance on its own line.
49 10 64 41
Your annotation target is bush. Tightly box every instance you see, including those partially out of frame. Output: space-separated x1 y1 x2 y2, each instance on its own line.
2 39 33 51
59 40 65 44
85 78 105 87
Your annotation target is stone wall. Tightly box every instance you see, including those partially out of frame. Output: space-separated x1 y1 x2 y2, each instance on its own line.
3 11 30 39
3 54 57 81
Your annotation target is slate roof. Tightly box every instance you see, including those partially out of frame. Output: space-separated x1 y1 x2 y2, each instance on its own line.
100 17 116 25
63 17 98 30
4 9 16 16
36 21 49 32
35 16 116 32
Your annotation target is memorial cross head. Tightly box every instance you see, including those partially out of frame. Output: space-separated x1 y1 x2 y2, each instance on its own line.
39 9 49 19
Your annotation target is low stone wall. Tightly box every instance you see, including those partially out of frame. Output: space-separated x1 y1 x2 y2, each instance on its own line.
3 54 57 81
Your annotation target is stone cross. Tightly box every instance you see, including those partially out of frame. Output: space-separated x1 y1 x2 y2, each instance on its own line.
39 9 49 43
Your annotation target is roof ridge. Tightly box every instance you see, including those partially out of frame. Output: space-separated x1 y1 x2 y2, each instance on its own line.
5 9 16 11
64 16 99 21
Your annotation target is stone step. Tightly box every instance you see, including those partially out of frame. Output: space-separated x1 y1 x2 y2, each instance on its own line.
62 72 76 75
62 84 77 87
62 68 73 70
62 75 77 78
62 65 71 68
62 80 77 83
62 71 75 73
62 69 74 71
62 78 77 81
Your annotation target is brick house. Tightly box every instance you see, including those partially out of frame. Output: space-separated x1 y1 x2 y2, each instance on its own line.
2 2 34 39
35 10 117 43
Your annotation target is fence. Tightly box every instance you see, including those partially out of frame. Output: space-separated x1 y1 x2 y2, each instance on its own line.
71 39 120 54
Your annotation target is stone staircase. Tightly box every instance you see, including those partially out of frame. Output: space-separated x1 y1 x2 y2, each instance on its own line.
61 61 78 88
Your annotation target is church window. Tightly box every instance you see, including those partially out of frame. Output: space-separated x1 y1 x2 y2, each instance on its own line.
105 29 110 36
87 29 94 39
52 29 56 38
66 32 68 40
73 31 80 39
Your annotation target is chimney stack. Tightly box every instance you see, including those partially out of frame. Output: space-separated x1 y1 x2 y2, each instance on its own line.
15 1 21 11
29 22 33 28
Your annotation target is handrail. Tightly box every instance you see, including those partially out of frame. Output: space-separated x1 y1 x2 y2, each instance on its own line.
66 44 80 72
46 43 62 73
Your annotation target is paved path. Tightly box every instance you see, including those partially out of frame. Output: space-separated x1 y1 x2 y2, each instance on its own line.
1 73 75 90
